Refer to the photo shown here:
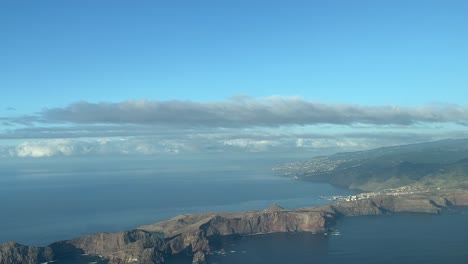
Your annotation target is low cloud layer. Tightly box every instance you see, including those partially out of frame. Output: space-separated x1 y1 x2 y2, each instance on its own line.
2 96 468 158
3 130 468 158
13 139 93 158
1 137 370 158
6 138 196 158
42 97 468 128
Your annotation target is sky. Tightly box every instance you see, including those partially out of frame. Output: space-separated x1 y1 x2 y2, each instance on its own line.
1 0 468 158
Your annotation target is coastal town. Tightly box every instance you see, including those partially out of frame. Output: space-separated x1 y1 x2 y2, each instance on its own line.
326 185 431 202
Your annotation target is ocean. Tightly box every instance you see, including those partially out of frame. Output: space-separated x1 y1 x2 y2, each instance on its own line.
0 154 354 246
190 210 468 264
53 210 468 264
3 155 467 263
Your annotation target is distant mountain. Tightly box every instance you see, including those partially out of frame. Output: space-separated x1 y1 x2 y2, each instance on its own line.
274 139 468 191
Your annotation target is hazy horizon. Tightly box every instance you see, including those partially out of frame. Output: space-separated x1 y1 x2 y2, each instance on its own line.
2 2 468 263
2 1 468 160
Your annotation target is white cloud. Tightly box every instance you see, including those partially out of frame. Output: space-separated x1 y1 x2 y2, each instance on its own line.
223 138 279 152
3 127 468 158
7 138 196 158
3 95 468 159
293 138 372 150
39 97 468 128
11 139 92 158
296 138 304 147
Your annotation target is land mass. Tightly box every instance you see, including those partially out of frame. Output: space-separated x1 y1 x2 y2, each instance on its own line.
3 139 468 264
2 190 468 264
274 138 468 191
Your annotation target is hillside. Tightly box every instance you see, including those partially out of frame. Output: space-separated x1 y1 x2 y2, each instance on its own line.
273 139 468 191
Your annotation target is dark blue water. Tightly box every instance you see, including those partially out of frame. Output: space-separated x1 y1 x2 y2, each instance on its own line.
3 155 467 264
0 154 354 246
56 210 468 264
53 254 107 264
194 211 468 264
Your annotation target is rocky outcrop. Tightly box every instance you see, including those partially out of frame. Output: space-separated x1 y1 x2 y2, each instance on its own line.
1 191 468 264
332 195 442 215
192 251 207 264
141 210 329 237
312 193 458 217
0 241 53 264
144 209 331 258
50 229 167 264
0 208 332 264
443 191 468 206
200 211 330 236
166 230 210 255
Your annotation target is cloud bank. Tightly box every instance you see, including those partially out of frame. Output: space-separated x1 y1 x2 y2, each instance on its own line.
7 138 195 158
4 130 468 158
12 139 92 158
3 96 468 158
42 97 468 127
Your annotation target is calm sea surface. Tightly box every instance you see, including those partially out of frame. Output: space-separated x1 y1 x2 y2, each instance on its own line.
0 154 354 246
3 155 467 264
171 210 468 264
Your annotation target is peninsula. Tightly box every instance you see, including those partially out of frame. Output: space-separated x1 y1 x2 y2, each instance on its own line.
2 190 468 264
2 139 468 264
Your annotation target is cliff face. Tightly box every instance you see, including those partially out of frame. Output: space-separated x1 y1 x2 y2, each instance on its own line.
0 241 53 264
50 229 167 264
1 191 468 264
144 209 332 258
140 206 329 237
443 191 468 206
192 251 207 264
201 211 329 236
313 192 465 217
0 209 331 264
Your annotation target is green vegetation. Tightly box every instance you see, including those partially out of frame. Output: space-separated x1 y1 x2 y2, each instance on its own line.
274 139 468 191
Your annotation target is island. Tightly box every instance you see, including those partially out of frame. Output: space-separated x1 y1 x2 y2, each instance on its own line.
2 139 468 264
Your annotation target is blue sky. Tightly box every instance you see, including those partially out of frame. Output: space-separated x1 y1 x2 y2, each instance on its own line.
1 0 468 157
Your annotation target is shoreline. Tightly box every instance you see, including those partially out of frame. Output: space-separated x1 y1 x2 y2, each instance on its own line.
2 190 468 264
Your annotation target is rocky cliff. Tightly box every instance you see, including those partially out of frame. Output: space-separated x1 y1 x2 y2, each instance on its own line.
1 191 467 264
0 208 331 264
139 208 332 262
50 229 168 264
0 242 53 264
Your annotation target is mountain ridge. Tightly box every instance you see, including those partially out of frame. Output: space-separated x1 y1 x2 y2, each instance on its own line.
274 138 468 191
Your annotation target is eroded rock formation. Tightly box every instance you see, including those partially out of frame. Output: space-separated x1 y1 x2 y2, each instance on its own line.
1 191 468 264
0 241 54 264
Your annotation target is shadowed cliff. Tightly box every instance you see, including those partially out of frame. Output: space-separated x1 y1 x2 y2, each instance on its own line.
2 190 468 264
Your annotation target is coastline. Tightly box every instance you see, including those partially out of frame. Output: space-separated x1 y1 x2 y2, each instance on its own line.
2 190 468 264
